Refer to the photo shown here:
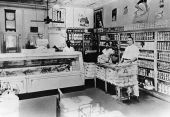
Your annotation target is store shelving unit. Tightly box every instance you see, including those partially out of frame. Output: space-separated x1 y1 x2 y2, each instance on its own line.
121 25 170 99
83 31 98 62
118 28 156 91
66 28 98 62
0 52 84 94
67 28 84 52
94 27 121 60
156 31 170 96
94 24 170 100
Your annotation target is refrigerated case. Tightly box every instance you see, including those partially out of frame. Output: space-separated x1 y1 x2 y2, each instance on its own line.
0 51 84 94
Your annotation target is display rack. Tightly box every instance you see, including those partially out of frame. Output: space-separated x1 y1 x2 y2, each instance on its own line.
121 26 170 99
67 28 84 52
95 28 120 56
93 27 121 64
0 52 84 94
119 30 156 92
94 24 170 99
66 28 98 62
156 30 170 96
83 32 98 54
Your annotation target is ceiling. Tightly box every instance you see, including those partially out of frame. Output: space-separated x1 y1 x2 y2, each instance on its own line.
0 0 44 4
56 0 117 8
0 0 117 9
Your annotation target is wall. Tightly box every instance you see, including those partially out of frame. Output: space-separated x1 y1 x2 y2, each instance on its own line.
48 28 66 49
48 7 94 49
0 6 47 48
72 7 93 28
0 5 94 50
49 7 93 28
98 0 170 27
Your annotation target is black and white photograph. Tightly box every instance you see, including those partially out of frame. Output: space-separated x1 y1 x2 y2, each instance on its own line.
0 0 170 117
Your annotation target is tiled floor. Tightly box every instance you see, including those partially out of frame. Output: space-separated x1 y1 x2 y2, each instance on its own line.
19 88 170 117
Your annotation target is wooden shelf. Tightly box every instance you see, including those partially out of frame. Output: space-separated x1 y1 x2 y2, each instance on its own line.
138 74 154 79
157 59 170 63
157 78 170 83
158 69 170 73
123 27 170 32
140 87 170 102
157 49 170 52
157 40 170 42
135 40 154 42
138 56 154 60
139 49 154 51
138 66 154 70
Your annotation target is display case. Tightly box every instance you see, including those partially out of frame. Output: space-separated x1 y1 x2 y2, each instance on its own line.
67 28 98 62
93 23 170 101
67 28 84 52
0 51 84 94
122 23 170 101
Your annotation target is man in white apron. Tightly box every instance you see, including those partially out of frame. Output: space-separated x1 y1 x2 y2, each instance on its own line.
120 36 140 101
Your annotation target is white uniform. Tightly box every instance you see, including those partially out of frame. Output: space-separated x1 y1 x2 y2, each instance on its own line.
122 44 140 97
63 46 74 52
122 44 139 60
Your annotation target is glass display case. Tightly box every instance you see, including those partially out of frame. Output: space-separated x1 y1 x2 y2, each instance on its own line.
0 52 84 94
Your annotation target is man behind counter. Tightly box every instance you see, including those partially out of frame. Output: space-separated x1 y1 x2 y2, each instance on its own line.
98 41 118 64
120 37 139 63
120 36 140 101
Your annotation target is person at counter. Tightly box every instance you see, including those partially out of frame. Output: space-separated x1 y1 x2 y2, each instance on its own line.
63 40 74 52
98 42 115 63
120 37 139 63
120 36 140 101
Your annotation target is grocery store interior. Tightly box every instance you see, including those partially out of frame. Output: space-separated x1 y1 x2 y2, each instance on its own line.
0 0 170 117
